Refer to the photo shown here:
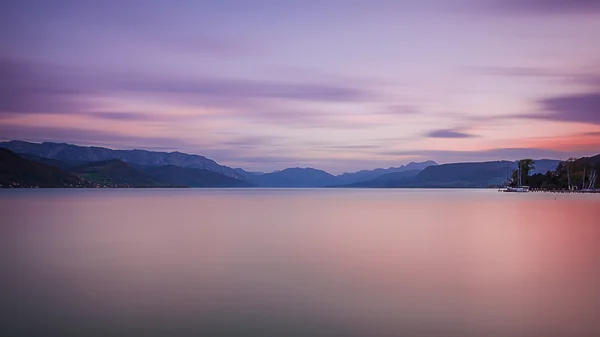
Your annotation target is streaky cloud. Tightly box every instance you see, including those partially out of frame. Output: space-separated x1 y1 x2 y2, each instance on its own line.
381 105 421 116
469 66 600 88
382 147 586 163
472 66 570 78
0 57 376 116
123 77 373 102
426 129 476 138
486 0 600 13
0 124 188 150
88 112 155 121
522 91 600 125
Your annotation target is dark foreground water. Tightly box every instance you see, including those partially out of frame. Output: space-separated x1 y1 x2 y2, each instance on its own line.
1 189 599 337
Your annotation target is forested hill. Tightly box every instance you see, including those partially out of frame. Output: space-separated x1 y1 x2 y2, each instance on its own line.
524 155 600 189
1 149 253 188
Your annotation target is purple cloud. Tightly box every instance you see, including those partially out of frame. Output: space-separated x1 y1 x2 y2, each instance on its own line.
0 124 188 150
0 58 92 114
582 74 600 88
465 91 600 125
470 66 600 89
319 144 382 150
381 105 421 116
472 66 569 78
382 147 586 163
160 34 256 57
87 112 151 121
86 112 195 122
2 0 255 59
120 77 373 102
0 58 384 132
488 0 600 13
228 108 386 129
426 129 476 138
533 91 600 124
0 57 375 116
219 135 288 149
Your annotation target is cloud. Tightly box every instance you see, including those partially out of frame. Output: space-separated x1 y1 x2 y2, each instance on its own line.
473 66 566 78
486 0 600 13
0 124 188 150
159 33 257 57
382 147 583 163
380 105 421 116
0 57 384 136
121 77 373 103
218 135 289 149
470 66 600 88
0 57 375 116
2 0 256 59
87 112 154 121
449 69 600 125
529 91 600 124
0 58 92 114
426 129 476 138
225 107 387 129
86 111 197 122
318 144 383 150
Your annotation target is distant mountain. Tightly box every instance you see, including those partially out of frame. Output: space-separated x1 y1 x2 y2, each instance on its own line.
19 154 86 170
337 170 422 187
0 140 243 179
69 160 254 188
399 161 516 188
531 159 560 174
335 159 562 188
140 165 254 187
255 168 337 187
69 159 160 187
0 148 89 188
334 161 437 185
1 149 255 188
233 168 264 182
0 139 572 189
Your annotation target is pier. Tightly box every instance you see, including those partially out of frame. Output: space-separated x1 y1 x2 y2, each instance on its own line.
529 188 599 194
498 188 599 193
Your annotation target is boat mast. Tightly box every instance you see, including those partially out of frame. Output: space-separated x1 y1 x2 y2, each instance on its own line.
567 161 572 190
518 161 522 188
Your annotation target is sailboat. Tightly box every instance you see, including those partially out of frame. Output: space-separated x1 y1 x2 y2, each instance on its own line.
582 168 597 192
504 162 529 193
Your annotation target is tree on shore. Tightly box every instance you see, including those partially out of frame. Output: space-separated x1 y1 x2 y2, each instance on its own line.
524 156 600 189
509 159 535 187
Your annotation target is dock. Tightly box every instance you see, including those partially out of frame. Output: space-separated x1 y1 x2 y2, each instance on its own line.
498 188 599 193
529 188 600 194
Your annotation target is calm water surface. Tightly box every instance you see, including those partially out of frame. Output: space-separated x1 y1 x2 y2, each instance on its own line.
1 189 599 337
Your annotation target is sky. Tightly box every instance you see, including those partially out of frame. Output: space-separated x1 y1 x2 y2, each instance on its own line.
1 0 599 174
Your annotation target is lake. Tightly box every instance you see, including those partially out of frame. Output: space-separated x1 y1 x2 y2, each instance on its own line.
1 189 599 337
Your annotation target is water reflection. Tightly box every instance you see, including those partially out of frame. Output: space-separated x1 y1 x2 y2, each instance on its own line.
1 189 599 336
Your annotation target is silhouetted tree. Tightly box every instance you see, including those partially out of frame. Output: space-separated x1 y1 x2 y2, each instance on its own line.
509 159 535 187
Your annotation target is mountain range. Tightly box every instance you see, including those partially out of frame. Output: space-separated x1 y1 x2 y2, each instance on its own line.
334 161 437 185
1 140 246 179
0 140 569 188
0 148 91 188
